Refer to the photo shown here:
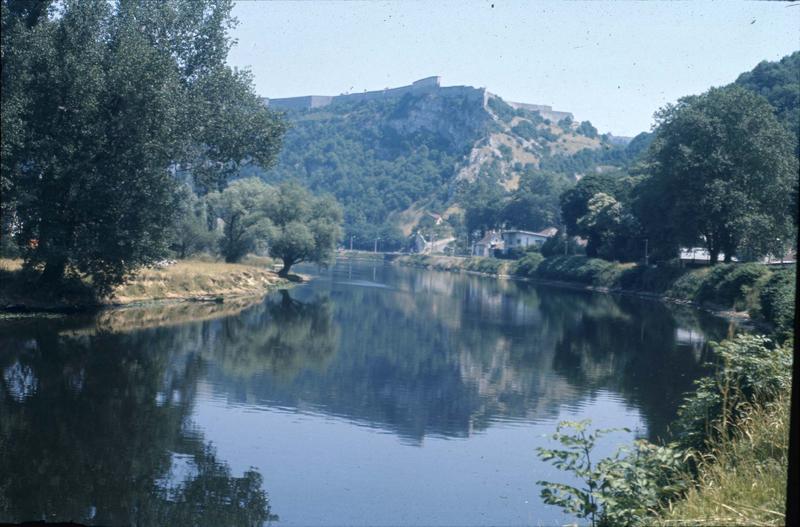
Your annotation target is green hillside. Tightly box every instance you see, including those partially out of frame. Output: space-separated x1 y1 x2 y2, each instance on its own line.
736 51 800 140
248 85 623 250
248 52 798 251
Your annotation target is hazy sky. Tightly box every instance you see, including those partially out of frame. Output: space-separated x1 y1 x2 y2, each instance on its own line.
228 1 799 136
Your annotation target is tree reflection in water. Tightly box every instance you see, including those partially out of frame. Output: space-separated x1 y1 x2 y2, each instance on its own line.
0 290 337 525
0 263 737 524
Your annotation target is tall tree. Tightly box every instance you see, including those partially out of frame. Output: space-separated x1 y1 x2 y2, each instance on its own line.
265 183 343 277
500 170 570 232
636 85 797 263
0 0 286 294
207 178 273 263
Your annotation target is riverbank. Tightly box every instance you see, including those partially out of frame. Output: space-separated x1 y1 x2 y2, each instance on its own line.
395 254 795 337
657 394 789 526
0 258 291 313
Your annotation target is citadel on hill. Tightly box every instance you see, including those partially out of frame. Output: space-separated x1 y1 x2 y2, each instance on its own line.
263 76 574 122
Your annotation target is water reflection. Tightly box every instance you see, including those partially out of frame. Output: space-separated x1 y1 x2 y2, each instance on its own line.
209 263 728 443
1 260 735 525
0 303 291 525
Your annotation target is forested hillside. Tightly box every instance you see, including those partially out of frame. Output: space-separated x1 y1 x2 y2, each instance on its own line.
735 51 800 142
248 86 624 250
248 52 798 251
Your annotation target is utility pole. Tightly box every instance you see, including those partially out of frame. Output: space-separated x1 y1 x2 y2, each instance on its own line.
644 238 649 266
350 235 354 251
374 237 380 253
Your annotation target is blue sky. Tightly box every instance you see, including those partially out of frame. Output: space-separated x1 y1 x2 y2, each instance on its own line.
228 1 799 136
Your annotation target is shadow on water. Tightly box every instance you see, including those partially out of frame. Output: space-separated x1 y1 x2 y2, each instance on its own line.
0 293 330 525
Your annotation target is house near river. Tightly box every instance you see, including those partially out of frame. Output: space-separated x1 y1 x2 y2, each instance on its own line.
472 227 558 257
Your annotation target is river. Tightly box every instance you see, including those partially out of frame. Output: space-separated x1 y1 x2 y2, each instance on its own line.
0 259 737 526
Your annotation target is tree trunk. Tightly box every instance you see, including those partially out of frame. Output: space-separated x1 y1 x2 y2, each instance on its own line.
709 248 719 265
40 258 67 286
278 259 293 277
723 252 732 263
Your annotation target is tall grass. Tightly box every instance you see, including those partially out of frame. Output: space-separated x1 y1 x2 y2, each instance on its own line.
658 396 789 526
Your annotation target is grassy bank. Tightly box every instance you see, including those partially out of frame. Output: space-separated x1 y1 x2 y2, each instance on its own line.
0 257 288 311
657 396 789 526
396 254 795 337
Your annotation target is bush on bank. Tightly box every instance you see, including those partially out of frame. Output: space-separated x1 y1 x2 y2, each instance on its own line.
538 334 792 526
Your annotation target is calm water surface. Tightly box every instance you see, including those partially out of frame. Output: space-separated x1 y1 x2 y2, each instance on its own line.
0 260 737 526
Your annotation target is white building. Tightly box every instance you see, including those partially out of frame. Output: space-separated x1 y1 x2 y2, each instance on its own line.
679 248 738 263
501 228 557 253
472 230 503 257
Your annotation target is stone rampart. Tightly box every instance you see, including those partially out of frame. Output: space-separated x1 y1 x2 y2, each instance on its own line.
265 77 571 121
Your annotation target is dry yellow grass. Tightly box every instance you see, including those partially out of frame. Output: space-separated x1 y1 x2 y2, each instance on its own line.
1 257 286 307
0 258 23 272
113 259 285 303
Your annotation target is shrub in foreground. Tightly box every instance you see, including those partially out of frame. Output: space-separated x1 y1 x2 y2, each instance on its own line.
537 420 688 527
673 334 792 451
758 268 796 341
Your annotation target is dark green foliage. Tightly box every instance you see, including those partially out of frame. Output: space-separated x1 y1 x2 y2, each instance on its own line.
623 132 654 160
169 185 219 258
616 260 684 293
674 335 792 451
557 115 574 131
735 51 800 144
459 174 507 238
695 263 770 308
635 85 797 263
499 169 571 232
487 96 516 122
511 120 538 141
560 172 627 236
207 178 274 263
463 257 505 274
758 267 796 340
1 0 286 295
576 121 598 138
266 182 343 276
540 231 585 257
535 256 622 286
537 420 688 527
560 171 645 260
539 145 631 175
512 252 544 277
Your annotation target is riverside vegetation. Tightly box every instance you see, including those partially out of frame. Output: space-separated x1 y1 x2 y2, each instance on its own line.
1 0 343 309
536 334 792 527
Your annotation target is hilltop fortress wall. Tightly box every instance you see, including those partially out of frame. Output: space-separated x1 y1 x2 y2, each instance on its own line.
264 77 572 122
